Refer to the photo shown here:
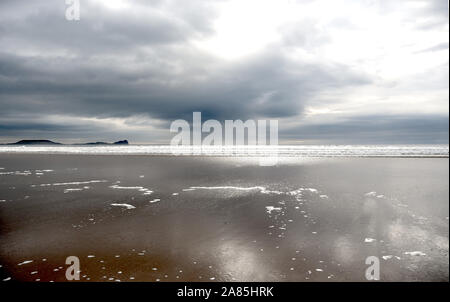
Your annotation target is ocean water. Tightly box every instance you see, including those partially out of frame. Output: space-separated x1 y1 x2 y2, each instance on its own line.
0 144 448 157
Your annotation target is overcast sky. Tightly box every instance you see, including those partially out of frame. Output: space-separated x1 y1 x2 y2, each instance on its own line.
0 0 448 144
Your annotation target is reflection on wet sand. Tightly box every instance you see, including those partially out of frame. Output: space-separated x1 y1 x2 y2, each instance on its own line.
0 155 448 282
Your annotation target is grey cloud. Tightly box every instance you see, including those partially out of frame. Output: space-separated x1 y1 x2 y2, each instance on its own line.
279 19 331 50
375 0 448 30
0 45 371 122
0 0 216 56
283 114 449 144
415 42 449 54
0 0 447 144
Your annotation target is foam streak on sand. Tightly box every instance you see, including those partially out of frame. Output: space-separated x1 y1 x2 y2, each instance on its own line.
189 186 266 191
35 180 107 187
187 186 284 195
109 185 153 195
1 169 54 176
266 206 282 214
365 238 376 243
405 251 426 256
110 203 136 210
18 260 33 266
365 192 377 197
64 186 90 193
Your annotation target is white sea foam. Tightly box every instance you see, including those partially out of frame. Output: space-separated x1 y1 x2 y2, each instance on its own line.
186 186 283 195
0 145 447 157
64 187 89 193
110 185 146 190
109 185 153 195
265 206 282 214
364 238 376 243
189 186 266 191
365 192 377 197
404 251 426 256
287 189 304 196
1 171 32 176
110 203 136 210
36 180 107 187
18 260 33 266
0 169 55 176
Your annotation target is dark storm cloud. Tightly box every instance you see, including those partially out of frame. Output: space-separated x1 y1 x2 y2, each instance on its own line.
0 47 369 121
0 121 90 132
0 1 371 125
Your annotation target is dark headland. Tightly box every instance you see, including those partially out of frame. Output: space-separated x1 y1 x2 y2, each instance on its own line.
83 140 129 145
8 140 61 145
3 139 129 145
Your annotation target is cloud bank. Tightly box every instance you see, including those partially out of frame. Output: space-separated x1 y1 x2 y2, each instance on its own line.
0 0 448 144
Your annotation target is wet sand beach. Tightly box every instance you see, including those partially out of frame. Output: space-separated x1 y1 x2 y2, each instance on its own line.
0 154 448 282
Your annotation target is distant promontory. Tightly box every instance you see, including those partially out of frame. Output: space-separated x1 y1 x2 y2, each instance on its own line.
10 140 61 145
6 140 129 145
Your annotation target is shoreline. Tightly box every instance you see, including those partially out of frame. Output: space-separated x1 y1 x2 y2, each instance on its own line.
0 152 448 158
